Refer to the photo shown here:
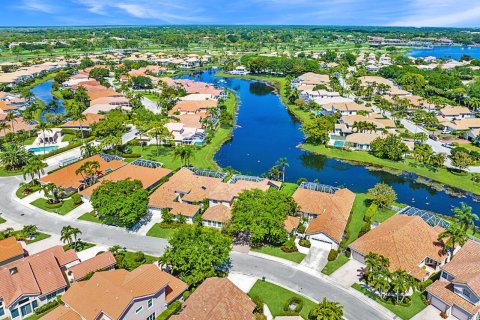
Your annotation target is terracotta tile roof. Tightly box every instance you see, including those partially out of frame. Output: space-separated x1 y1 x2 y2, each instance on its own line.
61 113 104 128
40 305 82 320
68 252 116 281
295 188 355 243
170 202 201 217
170 100 218 114
349 215 446 280
440 106 472 117
171 277 255 320
79 164 171 197
0 118 36 138
0 246 76 307
207 179 274 203
441 240 480 296
202 205 232 223
345 132 384 145
0 237 24 264
284 216 300 233
427 281 479 316
39 154 126 190
63 264 187 320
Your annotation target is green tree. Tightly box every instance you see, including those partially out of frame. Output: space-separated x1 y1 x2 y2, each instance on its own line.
0 143 30 171
160 225 232 285
453 202 478 233
90 179 149 228
438 223 468 261
302 116 335 144
450 151 473 171
276 157 289 182
309 297 344 320
368 183 397 208
370 134 408 161
22 156 46 183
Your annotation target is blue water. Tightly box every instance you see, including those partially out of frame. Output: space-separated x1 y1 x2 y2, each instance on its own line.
30 80 65 122
28 146 59 153
180 69 480 220
408 46 480 60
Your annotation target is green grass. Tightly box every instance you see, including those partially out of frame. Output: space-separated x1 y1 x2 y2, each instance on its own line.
346 193 369 245
373 207 398 223
16 184 41 199
303 144 480 195
248 280 316 319
22 232 51 244
63 241 95 252
280 182 299 196
0 216 5 224
252 246 306 264
30 198 80 215
78 211 103 223
321 255 350 275
0 167 22 176
352 283 427 320
121 251 158 265
146 224 178 239
131 91 237 170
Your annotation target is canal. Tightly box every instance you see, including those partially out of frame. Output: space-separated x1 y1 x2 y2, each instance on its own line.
30 79 65 122
179 69 480 219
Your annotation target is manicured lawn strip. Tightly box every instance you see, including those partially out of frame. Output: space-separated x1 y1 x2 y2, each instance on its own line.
122 251 158 265
0 217 5 224
131 91 237 170
303 144 480 195
21 232 51 244
252 246 306 264
0 167 22 177
78 211 103 224
280 182 299 196
16 184 41 199
374 207 398 223
346 193 369 245
248 280 316 319
321 255 349 275
30 198 80 215
63 241 95 252
146 224 178 239
352 283 427 320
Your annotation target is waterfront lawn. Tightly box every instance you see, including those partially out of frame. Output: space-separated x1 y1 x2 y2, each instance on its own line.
63 241 95 252
146 224 178 239
280 182 299 196
352 283 427 320
30 198 80 215
346 193 369 245
252 246 306 264
78 211 102 224
373 206 398 223
321 255 350 275
248 280 316 319
302 144 480 195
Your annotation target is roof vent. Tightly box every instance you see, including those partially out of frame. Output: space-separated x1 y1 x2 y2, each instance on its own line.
9 267 18 275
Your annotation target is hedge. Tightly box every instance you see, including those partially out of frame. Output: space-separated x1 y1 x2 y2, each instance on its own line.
364 203 378 222
251 295 264 313
34 300 59 315
39 136 95 160
327 249 338 261
156 301 182 320
283 296 304 313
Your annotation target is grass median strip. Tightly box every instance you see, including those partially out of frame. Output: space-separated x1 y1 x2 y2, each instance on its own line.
30 198 80 215
252 246 306 264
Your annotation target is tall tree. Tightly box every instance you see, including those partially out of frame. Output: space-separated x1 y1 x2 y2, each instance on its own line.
453 202 478 233
438 223 468 261
309 297 344 320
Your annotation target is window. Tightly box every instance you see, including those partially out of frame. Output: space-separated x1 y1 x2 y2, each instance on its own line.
46 292 57 301
0 306 4 317
147 299 153 309
32 300 38 309
20 304 32 317
463 289 472 299
135 306 143 314
146 313 156 320
10 308 19 318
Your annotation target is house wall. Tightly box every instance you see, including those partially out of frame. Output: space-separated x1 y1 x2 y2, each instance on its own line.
351 250 365 264
428 293 451 314
306 232 338 250
120 288 167 320
6 288 65 320
202 220 223 228
453 283 480 305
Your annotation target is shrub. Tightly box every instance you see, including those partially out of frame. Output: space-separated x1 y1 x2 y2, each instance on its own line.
418 279 433 292
182 290 191 301
34 300 59 315
296 223 306 234
327 249 338 261
255 314 267 320
157 301 182 320
364 203 378 222
281 238 298 253
358 221 371 237
344 248 351 258
251 295 264 313
299 238 311 248
283 296 303 313
133 251 146 263
71 193 83 205
440 311 448 319
120 153 141 158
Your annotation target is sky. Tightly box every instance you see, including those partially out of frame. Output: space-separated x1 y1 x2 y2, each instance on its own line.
1 0 479 27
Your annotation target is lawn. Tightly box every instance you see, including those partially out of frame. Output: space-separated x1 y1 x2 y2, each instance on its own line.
252 246 306 264
352 283 427 320
19 232 51 244
78 211 102 224
146 224 178 239
0 167 22 177
0 216 5 224
63 241 95 252
321 255 350 275
345 193 369 245
302 144 480 196
130 91 237 170
30 198 80 215
248 280 316 319
280 182 299 196
16 184 41 199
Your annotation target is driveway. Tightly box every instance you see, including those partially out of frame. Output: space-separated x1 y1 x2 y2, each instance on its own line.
330 259 364 288
411 305 455 320
300 244 329 272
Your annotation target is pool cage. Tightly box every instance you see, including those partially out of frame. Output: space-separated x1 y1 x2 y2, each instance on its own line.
299 181 339 194
399 206 450 229
99 153 124 162
228 175 264 184
190 168 227 180
131 159 163 169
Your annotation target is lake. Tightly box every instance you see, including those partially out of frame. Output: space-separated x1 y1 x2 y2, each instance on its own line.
179 69 480 220
30 79 65 121
408 46 480 60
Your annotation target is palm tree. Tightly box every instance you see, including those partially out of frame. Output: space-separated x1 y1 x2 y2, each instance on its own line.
453 202 478 233
276 157 289 182
70 227 82 251
41 183 63 204
21 225 38 239
0 143 30 171
173 146 187 167
467 97 480 112
75 160 101 187
70 104 87 146
5 113 17 134
438 223 468 261
183 146 194 167
60 225 73 247
308 297 344 320
0 121 9 136
35 121 52 155
22 156 46 183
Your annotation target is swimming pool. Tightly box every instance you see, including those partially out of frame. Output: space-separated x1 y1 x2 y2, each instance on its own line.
28 146 59 153
333 140 345 147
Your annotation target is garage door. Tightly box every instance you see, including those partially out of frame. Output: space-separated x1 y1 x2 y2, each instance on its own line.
311 238 333 250
452 305 472 320
429 295 449 313
351 250 365 264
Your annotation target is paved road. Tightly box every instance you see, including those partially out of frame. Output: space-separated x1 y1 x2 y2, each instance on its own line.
0 175 169 257
230 252 393 320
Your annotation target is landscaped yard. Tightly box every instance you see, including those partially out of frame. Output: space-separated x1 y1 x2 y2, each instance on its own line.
63 241 95 252
280 182 299 196
0 216 5 224
248 280 316 319
352 283 427 320
30 198 80 215
146 223 178 239
252 246 306 264
321 255 350 275
18 231 51 244
16 184 41 199
78 211 102 223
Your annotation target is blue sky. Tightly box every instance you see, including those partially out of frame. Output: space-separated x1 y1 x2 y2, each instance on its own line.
1 0 479 27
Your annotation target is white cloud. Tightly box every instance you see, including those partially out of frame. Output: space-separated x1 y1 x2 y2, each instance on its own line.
19 0 57 13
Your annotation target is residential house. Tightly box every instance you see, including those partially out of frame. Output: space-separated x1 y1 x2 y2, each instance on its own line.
171 277 255 320
61 113 104 130
293 182 355 250
67 252 116 282
0 238 25 267
427 241 480 320
349 214 447 281
439 107 473 121
321 102 371 116
344 132 384 150
202 204 231 229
